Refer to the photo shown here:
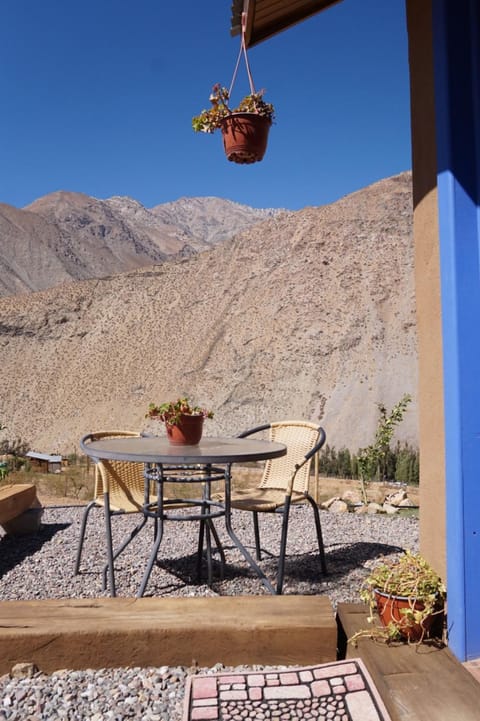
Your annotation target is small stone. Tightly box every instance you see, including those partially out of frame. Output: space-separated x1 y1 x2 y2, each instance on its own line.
10 662 38 679
385 490 407 505
328 500 349 514
383 503 399 514
399 497 415 507
354 504 369 514
341 490 363 505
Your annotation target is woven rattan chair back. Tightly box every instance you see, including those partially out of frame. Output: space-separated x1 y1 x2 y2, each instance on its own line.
259 421 321 495
90 431 145 513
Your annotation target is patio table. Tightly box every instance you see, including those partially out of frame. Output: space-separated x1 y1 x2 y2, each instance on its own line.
80 434 286 597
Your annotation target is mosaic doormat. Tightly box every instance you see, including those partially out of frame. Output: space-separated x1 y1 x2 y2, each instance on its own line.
183 658 392 721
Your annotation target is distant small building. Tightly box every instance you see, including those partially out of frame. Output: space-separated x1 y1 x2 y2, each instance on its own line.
26 452 63 473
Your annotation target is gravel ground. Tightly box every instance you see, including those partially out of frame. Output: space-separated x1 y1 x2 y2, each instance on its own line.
0 503 419 720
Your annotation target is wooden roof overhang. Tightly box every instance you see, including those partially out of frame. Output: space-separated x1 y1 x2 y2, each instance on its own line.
230 0 344 47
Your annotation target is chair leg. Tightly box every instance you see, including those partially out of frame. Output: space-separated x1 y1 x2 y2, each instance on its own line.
103 492 116 597
73 500 97 575
305 493 327 575
253 511 262 560
276 497 292 595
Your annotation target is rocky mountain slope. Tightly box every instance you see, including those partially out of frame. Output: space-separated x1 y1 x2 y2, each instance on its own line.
0 172 416 455
0 193 280 297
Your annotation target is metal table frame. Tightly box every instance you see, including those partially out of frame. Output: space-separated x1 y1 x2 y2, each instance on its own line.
80 435 287 597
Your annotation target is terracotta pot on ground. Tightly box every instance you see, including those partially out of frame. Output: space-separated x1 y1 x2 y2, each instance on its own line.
374 589 437 641
221 113 271 164
166 414 204 445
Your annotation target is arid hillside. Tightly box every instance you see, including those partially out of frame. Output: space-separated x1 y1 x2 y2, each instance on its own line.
0 172 417 455
0 194 281 296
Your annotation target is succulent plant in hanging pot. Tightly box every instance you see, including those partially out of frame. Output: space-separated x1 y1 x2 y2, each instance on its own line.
192 13 275 165
192 84 274 164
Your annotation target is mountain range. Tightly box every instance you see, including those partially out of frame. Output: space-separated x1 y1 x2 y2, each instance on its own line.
0 172 417 456
0 193 281 297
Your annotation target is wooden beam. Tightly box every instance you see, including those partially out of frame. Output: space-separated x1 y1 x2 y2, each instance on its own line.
232 0 344 47
338 603 480 721
0 596 337 674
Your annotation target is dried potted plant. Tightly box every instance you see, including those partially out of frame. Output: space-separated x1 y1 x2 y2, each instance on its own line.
192 83 275 164
350 551 446 645
145 397 214 446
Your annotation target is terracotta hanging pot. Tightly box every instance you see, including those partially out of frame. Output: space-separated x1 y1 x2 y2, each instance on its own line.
374 590 437 641
166 414 204 446
221 113 271 164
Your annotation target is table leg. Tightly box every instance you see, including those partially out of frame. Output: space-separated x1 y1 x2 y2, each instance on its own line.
204 517 213 585
103 491 116 597
102 515 149 591
196 467 226 583
137 464 165 597
223 466 276 595
137 519 164 597
196 517 205 581
209 521 226 577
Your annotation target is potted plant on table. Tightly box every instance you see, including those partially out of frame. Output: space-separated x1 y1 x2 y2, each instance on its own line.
350 551 446 645
192 84 275 164
145 397 214 446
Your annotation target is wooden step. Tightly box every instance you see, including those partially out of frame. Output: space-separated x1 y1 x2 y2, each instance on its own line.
0 595 336 674
0 484 37 525
337 602 480 721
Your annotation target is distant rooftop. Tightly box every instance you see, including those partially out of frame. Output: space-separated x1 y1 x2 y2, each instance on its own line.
26 452 62 463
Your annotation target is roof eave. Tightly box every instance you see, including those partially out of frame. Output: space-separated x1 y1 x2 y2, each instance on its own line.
231 0 344 48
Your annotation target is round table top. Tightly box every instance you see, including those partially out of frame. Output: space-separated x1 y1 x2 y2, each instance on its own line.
80 434 287 465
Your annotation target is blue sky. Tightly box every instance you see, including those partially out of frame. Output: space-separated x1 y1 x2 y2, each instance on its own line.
1 0 411 211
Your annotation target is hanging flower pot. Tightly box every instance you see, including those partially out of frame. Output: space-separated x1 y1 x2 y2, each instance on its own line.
192 85 274 164
192 13 274 164
221 112 271 164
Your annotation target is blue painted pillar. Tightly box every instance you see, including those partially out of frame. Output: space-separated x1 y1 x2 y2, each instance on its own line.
433 0 480 660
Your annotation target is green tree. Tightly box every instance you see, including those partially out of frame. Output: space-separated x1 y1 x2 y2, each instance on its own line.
318 444 337 476
410 449 420 485
357 394 412 504
337 448 352 479
350 453 359 480
0 437 30 471
394 444 410 483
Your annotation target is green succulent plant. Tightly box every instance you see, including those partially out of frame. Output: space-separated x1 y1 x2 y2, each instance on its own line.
192 83 275 134
146 397 214 427
350 551 446 645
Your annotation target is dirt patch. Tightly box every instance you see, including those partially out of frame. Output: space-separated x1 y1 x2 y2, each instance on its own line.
3 465 95 507
314 476 419 506
233 467 419 506
3 466 419 509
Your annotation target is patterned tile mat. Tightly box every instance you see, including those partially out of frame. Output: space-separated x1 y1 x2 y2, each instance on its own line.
183 658 393 721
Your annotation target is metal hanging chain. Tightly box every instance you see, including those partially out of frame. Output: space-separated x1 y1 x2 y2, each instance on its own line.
228 11 256 99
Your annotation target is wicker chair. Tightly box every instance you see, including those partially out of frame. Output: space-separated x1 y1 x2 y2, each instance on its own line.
230 420 327 594
74 430 159 596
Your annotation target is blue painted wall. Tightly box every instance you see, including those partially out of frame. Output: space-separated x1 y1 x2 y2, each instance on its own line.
433 0 480 660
